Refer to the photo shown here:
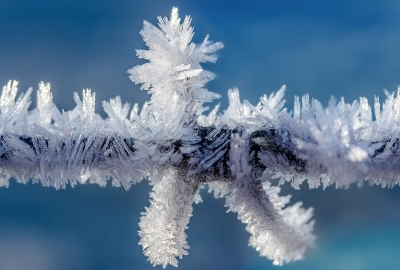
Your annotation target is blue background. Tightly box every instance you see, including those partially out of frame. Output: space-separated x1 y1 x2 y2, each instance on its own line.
0 1 400 269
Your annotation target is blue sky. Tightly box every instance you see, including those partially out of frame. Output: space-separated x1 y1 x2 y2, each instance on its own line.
0 1 400 269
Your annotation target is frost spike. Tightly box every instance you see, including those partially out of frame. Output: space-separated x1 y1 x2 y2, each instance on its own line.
36 81 53 125
82 89 95 120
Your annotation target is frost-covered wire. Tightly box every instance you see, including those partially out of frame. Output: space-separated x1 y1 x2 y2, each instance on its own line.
1 6 399 268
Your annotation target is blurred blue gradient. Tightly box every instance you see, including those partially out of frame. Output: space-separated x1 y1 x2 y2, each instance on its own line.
0 1 400 269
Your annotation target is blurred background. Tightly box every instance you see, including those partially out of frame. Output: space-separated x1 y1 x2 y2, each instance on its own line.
0 0 400 269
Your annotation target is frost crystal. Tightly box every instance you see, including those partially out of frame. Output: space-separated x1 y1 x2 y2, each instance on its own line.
128 7 222 140
1 6 400 268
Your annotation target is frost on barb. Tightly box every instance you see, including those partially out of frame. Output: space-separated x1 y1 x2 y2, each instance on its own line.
226 133 314 265
128 7 223 139
127 7 314 266
139 168 197 268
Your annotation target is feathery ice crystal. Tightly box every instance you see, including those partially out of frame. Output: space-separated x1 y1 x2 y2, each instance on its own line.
1 7 399 268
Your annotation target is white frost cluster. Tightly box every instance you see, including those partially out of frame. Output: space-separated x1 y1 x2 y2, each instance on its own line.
1 6 399 268
226 133 314 265
128 7 223 140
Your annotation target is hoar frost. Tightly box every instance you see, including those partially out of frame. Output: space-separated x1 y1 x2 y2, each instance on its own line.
0 6 399 268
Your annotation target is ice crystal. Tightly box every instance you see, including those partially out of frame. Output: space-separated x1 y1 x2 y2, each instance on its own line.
1 6 400 268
